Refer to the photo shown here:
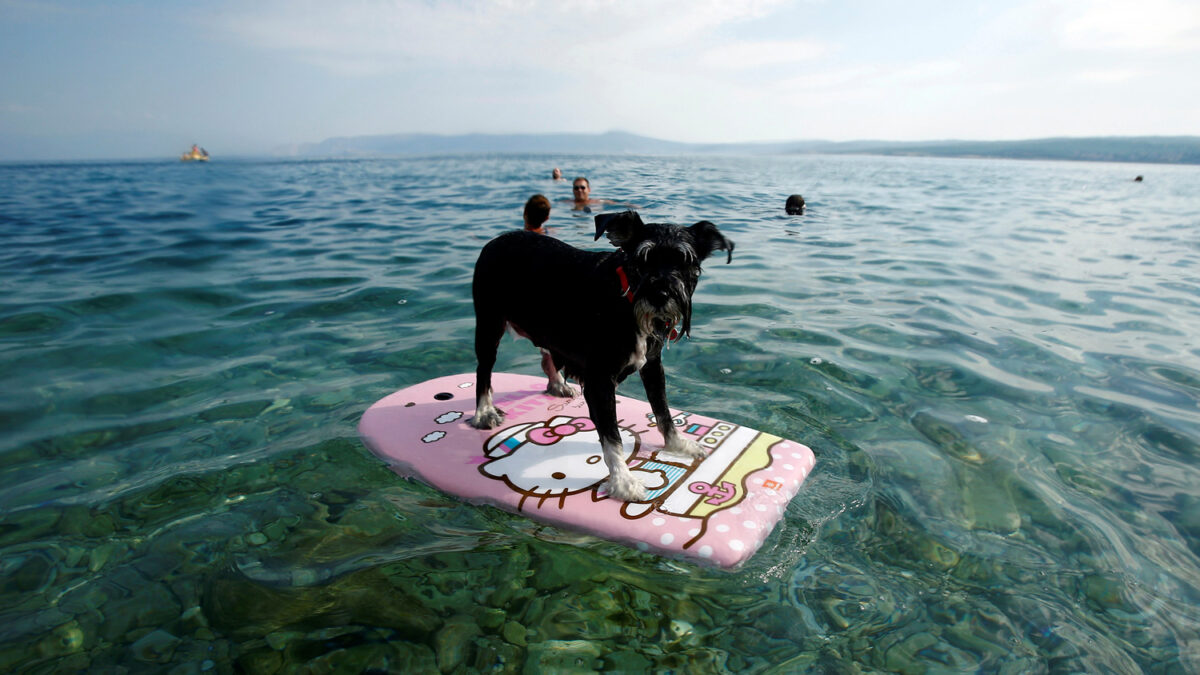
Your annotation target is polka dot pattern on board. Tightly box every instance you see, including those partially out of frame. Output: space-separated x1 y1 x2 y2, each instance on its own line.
366 372 818 569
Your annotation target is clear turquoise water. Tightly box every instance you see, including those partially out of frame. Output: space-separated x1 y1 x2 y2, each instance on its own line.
2 154 1199 672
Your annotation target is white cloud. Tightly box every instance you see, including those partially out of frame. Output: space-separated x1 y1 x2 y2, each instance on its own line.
1060 0 1200 52
192 0 1199 143
215 0 792 76
697 39 826 71
892 61 962 83
775 66 878 94
1076 67 1140 83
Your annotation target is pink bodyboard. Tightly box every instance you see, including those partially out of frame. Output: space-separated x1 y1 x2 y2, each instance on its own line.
358 373 816 568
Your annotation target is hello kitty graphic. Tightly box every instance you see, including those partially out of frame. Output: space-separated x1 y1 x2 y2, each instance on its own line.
477 409 789 531
479 416 643 510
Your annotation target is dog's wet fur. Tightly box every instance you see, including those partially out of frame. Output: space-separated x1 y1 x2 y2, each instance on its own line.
469 211 734 501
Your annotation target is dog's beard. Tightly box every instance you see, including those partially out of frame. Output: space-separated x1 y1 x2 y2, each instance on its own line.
629 269 695 339
633 294 687 338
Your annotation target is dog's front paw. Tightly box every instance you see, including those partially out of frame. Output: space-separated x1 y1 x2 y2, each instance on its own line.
544 380 577 398
663 436 708 460
469 408 505 429
607 473 647 502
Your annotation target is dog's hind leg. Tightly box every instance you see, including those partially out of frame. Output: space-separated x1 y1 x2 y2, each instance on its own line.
540 348 576 398
583 378 645 502
470 313 507 429
639 356 708 460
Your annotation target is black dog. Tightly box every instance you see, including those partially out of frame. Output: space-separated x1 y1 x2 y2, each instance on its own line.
469 211 734 502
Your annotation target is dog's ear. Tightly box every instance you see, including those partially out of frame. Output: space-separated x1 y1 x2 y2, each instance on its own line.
594 210 644 246
687 221 735 264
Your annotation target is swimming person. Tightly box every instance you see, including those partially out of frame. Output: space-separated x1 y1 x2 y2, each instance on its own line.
565 177 625 212
523 194 552 234
552 167 565 181
521 193 562 380
785 194 805 215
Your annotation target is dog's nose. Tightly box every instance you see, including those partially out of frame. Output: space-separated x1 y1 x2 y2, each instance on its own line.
646 288 670 305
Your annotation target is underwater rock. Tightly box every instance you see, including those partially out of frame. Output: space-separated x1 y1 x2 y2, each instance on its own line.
9 553 53 593
203 566 438 640
821 597 851 630
655 646 731 673
911 411 983 463
916 537 961 570
130 629 181 664
435 614 481 673
666 619 696 646
710 625 789 671
471 636 523 674
942 618 1010 660
962 470 1021 534
296 642 397 673
502 621 527 647
58 506 105 537
662 596 709 626
523 640 603 674
308 389 351 410
263 519 289 542
751 606 810 644
31 607 75 634
883 631 938 673
529 548 602 593
1175 494 1200 529
30 620 86 662
265 630 303 651
603 649 653 672
625 587 666 635
475 607 506 631
524 592 622 641
0 501 60 547
236 648 283 674
483 545 533 608
1082 575 1132 611
86 570 181 643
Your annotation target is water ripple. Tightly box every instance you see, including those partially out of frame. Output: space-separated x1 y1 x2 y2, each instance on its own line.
1 155 1199 671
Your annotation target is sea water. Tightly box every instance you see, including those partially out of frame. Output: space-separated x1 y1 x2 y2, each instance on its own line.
1 154 1199 672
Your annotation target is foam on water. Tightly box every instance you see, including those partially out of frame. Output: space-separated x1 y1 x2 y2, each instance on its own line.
1 154 1199 671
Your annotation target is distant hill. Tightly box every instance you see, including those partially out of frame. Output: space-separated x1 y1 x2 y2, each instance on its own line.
280 131 1200 165
833 136 1200 165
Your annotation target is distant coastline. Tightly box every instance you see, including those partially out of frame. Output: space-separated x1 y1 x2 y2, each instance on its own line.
4 131 1199 165
278 131 1200 166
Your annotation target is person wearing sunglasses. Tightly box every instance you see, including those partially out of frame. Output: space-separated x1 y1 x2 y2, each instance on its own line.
567 177 623 212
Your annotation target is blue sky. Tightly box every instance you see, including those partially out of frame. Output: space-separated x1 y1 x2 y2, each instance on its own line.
2 0 1198 160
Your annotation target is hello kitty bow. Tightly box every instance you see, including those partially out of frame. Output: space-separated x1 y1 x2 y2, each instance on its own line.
529 418 596 445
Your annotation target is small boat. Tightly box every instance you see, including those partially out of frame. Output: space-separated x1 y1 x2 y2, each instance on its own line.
181 145 210 162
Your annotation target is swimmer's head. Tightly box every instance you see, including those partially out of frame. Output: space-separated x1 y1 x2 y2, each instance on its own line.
524 194 551 231
552 167 563 180
785 194 805 215
572 177 591 202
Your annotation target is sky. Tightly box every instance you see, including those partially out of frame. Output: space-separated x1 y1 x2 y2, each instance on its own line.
2 0 1199 160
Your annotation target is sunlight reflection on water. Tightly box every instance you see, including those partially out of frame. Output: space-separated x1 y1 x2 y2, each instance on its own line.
1 154 1198 671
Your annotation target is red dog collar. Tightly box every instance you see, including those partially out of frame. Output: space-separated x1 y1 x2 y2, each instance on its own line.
615 265 635 303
